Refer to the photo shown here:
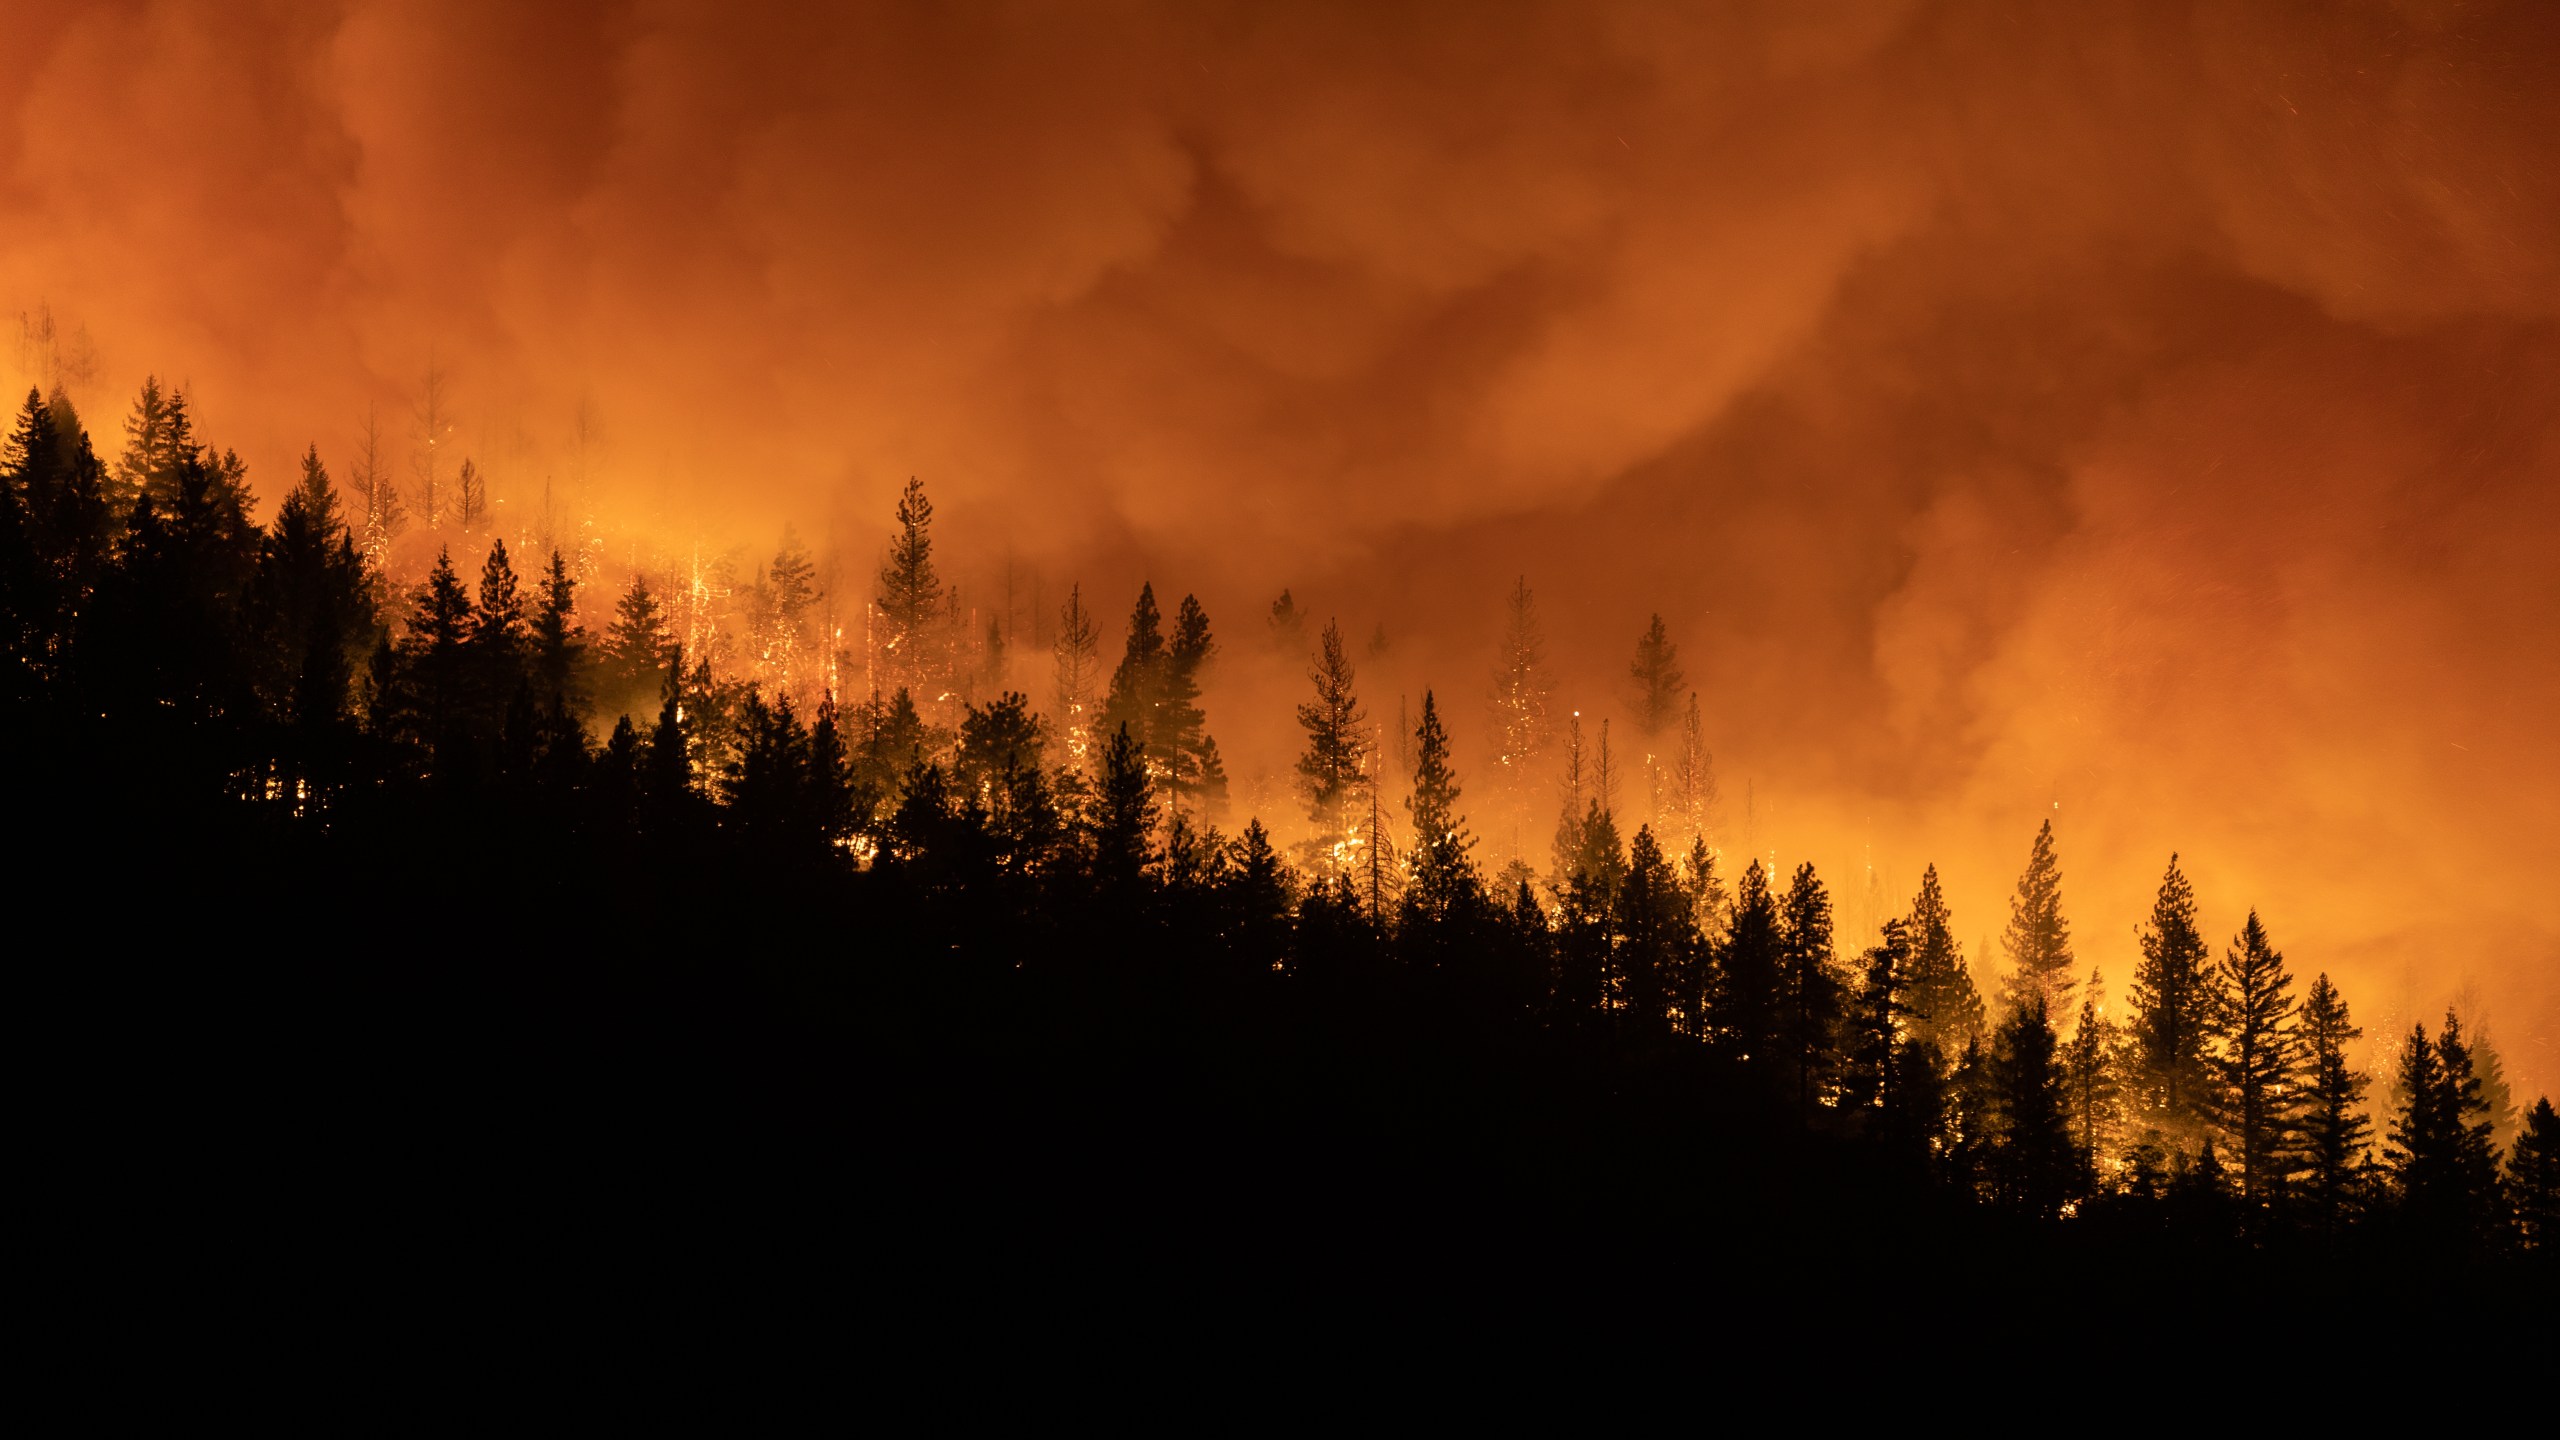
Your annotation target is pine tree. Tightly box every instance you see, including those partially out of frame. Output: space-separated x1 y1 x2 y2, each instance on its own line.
1667 693 1717 847
956 690 1046 799
1999 819 2075 1015
1548 711 1586 894
1901 864 1984 1058
876 476 945 700
113 375 187 516
1161 594 1224 818
2209 910 2301 1208
2128 853 2217 1140
2296 972 2371 1239
2388 1013 2503 1255
1051 582 1101 776
598 573 676 724
1627 613 1686 740
1778 861 1844 1115
762 526 821 697
346 404 402 569
530 550 584 719
247 445 372 729
1841 918 1912 1113
2060 969 2125 1191
398 547 474 763
1092 722 1159 892
1487 577 1553 802
410 360 453 532
2508 1098 2558 1258
1715 858 1783 1068
463 538 530 742
1402 690 1477 924
1099 582 1165 756
1613 825 1692 1035
455 457 489 534
1267 588 1305 653
1989 994 2078 1218
1294 619 1370 844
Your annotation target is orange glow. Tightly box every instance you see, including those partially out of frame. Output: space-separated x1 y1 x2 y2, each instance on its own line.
3 2 2553 1093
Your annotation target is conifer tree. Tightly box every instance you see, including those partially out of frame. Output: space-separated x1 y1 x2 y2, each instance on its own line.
1093 722 1160 892
1614 825 1692 1034
1548 711 1586 893
1402 691 1477 924
468 539 529 727
2128 854 2217 1140
762 527 821 696
2209 910 2301 1208
1667 693 1717 848
455 457 489 534
2296 972 2371 1239
1902 864 1985 1058
598 573 676 724
1841 918 1913 1113
1778 861 1844 1115
1294 619 1370 845
248 445 372 729
398 548 474 764
1627 614 1685 817
6 388 110 608
2508 1097 2558 1258
113 375 188 516
875 476 945 700
1999 820 2075 1015
956 691 1046 798
1552 800 1624 1021
346 405 403 569
411 360 453 531
1161 593 1224 818
2387 1013 2504 1255
1716 858 1783 1067
2061 969 2125 1190
1266 588 1305 652
530 550 584 720
1989 995 2078 1218
1683 836 1728 951
1051 582 1101 776
1100 581 1165 754
1946 1033 1995 1199
1487 577 1553 802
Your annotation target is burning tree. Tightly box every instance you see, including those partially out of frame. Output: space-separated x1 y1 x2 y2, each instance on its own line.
1294 618 1371 874
1051 582 1100 775
1627 613 1685 820
874 476 947 705
1487 576 1553 806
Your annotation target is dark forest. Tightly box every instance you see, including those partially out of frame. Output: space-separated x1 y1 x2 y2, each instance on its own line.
8 381 2551 1329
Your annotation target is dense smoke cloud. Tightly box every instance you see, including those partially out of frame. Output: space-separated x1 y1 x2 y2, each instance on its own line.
5 1 2555 1086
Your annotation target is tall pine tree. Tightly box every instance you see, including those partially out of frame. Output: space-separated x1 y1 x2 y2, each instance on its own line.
2295 972 2371 1239
2208 910 2301 1209
1999 819 2075 1015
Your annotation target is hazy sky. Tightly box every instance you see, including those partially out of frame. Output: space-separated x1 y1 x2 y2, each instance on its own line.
5 1 2554 1090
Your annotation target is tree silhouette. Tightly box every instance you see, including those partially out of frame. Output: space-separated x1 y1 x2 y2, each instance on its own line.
2127 853 2217 1146
2209 910 2300 1210
1401 690 1477 927
2296 972 2371 1240
1999 820 2075 1015
1294 619 1370 848
1901 864 1984 1059
875 476 945 700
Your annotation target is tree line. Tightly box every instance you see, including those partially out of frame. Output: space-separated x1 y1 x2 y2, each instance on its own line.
5 377 2552 1283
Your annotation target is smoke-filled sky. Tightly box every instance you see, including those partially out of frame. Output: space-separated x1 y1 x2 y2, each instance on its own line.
6 1 2556 1091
